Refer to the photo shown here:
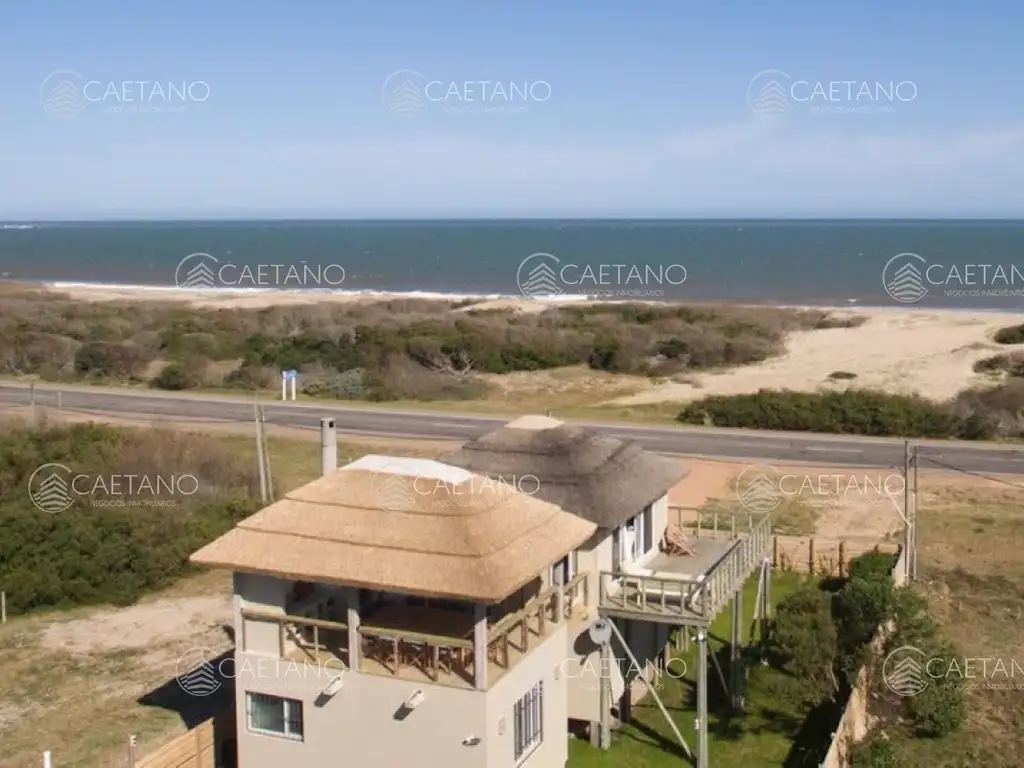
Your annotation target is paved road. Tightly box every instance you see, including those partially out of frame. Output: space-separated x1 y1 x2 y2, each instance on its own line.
1 383 1023 475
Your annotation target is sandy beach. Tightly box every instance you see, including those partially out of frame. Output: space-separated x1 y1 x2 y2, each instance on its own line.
40 284 1024 405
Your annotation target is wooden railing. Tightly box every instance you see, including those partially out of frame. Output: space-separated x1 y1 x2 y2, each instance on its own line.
560 572 588 617
598 571 702 616
358 623 474 683
241 610 349 663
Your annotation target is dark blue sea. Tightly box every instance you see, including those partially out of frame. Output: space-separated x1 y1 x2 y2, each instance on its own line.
0 219 1022 309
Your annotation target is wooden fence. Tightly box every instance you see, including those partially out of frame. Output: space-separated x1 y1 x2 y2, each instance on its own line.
136 719 215 768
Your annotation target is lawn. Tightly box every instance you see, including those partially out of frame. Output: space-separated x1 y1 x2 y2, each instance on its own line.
568 571 823 767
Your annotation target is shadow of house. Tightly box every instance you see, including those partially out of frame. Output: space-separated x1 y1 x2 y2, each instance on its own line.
137 634 238 767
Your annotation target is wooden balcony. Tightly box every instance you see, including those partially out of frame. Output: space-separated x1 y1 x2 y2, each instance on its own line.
239 572 590 691
598 515 772 625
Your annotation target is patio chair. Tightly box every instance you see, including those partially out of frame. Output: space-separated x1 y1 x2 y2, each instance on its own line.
662 524 697 556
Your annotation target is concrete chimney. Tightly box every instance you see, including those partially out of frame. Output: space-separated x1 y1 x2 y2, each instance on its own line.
320 417 337 475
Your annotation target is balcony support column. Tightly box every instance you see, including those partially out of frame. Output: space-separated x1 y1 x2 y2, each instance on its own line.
345 588 360 671
473 604 488 691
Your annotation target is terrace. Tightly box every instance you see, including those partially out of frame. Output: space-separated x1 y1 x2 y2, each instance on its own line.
598 514 772 624
238 572 590 691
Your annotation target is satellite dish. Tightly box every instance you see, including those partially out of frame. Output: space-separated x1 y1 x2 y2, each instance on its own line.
588 619 612 645
322 675 344 696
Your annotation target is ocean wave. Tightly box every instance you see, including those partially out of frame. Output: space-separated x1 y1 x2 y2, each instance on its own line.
42 281 592 302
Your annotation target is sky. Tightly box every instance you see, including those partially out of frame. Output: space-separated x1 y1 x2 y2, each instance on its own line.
1 0 1022 219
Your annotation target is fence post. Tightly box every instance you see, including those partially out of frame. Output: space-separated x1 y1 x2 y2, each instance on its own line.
808 538 815 574
772 536 778 568
839 541 846 576
1 591 6 624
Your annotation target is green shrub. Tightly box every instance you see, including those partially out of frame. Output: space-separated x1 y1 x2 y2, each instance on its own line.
73 341 150 379
993 323 1024 344
850 733 902 766
0 421 260 615
677 389 994 439
767 585 839 705
905 665 968 737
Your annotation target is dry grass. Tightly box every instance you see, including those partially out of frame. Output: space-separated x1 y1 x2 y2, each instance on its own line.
886 474 1024 766
0 427 451 768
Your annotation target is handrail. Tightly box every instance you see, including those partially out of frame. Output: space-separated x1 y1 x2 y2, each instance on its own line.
360 623 474 650
487 583 560 642
242 609 347 633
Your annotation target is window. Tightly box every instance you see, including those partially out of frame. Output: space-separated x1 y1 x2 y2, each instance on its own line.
549 554 574 585
246 693 304 741
513 681 543 762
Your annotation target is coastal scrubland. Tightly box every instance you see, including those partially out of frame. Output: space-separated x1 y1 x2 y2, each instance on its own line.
2 284 1024 438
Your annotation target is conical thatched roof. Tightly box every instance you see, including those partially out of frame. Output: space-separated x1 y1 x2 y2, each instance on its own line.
189 455 595 603
444 416 689 529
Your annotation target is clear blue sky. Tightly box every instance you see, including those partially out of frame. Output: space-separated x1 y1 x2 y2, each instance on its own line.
2 0 1022 218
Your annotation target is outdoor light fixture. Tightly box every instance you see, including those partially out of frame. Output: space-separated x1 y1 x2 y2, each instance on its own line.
404 689 425 709
462 735 481 747
321 675 344 696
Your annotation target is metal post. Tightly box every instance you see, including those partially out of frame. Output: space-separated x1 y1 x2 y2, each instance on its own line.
254 404 268 503
128 734 137 767
261 406 274 502
290 373 297 401
911 446 919 580
320 418 337 476
281 372 287 401
598 642 611 748
696 629 709 768
43 751 52 768
905 442 913 581
1 591 5 624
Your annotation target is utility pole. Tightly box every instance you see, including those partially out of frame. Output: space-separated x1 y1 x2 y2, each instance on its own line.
254 403 268 503
903 440 913 582
911 445 919 580
261 405 274 502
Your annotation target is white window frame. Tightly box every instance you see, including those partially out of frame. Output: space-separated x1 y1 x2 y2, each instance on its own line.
246 692 304 741
513 680 543 763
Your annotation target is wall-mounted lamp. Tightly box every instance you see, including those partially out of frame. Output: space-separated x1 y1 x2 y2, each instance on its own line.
404 689 425 710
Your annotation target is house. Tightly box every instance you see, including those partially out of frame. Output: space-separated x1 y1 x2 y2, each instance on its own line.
189 417 772 768
442 415 692 727
190 454 597 768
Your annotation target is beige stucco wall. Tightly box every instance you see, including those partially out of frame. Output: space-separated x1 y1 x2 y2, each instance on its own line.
232 573 570 768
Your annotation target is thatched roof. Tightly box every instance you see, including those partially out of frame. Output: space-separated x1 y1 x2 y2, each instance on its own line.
189 455 595 603
443 416 689 529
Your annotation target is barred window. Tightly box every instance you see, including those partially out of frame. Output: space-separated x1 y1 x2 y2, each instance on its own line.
513 680 543 762
246 692 304 741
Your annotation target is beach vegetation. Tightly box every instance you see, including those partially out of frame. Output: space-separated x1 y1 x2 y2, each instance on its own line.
993 323 1024 344
0 287 867 401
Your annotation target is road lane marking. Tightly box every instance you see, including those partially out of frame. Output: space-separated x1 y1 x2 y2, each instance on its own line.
804 447 866 454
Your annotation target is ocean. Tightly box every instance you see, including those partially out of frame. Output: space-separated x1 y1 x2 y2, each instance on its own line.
0 219 1022 309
